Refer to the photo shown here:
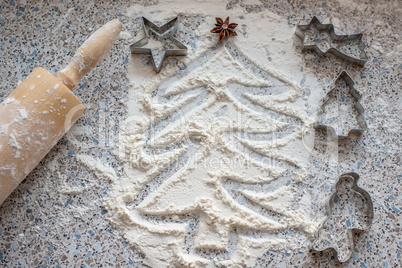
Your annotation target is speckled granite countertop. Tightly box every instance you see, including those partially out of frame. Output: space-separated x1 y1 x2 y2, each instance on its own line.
0 0 400 267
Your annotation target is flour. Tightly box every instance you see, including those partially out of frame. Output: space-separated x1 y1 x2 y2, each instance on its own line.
78 1 326 267
119 30 132 40
76 154 118 183
17 109 28 120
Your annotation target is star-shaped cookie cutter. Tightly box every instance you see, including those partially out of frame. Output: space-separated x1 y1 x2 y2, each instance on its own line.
315 71 368 139
295 16 368 66
311 172 374 262
130 17 188 73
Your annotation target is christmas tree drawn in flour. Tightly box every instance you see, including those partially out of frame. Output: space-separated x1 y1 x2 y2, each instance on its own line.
129 45 316 253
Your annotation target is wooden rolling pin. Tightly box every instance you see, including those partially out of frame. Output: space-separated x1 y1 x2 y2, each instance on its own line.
0 19 122 205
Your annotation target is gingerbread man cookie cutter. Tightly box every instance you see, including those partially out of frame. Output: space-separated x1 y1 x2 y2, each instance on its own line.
311 172 374 262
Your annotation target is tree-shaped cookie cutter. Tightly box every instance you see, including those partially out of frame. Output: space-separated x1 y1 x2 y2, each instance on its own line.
311 172 374 262
315 71 368 139
295 16 368 66
130 17 188 73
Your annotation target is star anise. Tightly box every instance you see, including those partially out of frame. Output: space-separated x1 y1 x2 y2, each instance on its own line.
211 17 238 42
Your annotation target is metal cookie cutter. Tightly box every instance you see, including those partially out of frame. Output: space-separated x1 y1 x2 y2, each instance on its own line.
315 71 368 139
312 172 374 262
130 17 188 73
295 16 368 65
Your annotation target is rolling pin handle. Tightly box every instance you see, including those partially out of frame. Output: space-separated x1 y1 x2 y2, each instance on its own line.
57 19 122 90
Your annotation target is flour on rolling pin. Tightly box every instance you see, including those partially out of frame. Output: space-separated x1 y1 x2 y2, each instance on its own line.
0 19 122 205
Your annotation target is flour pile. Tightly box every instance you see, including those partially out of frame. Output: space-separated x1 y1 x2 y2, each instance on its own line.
79 1 327 266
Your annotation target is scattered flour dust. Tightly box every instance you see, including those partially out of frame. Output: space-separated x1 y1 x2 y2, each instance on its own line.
78 1 325 267
119 30 132 40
